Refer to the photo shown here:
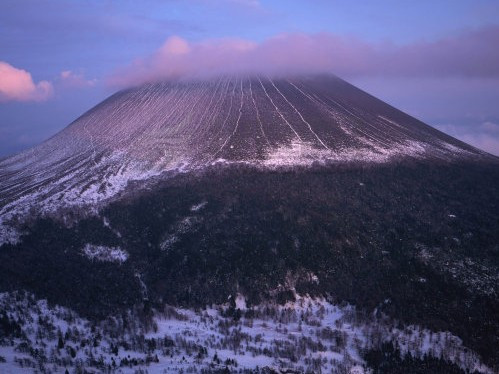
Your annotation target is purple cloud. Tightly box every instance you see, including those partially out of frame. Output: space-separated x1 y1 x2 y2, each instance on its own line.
109 26 499 87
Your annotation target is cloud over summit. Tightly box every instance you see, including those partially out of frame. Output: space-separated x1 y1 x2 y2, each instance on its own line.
110 26 499 88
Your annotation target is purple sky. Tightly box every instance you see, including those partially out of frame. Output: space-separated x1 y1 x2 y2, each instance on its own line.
1 0 499 156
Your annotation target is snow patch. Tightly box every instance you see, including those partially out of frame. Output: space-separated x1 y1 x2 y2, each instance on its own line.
262 140 429 167
160 216 200 251
235 294 247 311
0 220 21 247
81 243 128 263
190 201 207 212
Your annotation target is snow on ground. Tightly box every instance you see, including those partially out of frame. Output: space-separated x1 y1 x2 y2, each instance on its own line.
0 155 191 248
262 140 429 167
190 201 208 212
0 136 476 249
81 244 129 263
235 294 247 311
0 291 492 374
415 243 499 297
440 141 481 156
0 219 21 247
159 215 201 252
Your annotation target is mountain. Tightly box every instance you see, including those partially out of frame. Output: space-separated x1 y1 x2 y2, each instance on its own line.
0 74 498 373
0 75 487 228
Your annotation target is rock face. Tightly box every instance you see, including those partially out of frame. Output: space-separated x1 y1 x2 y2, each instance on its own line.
0 75 486 218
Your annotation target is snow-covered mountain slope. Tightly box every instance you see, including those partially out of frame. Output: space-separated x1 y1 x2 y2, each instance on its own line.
0 75 490 241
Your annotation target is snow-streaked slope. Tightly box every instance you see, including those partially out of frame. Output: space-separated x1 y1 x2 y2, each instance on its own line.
0 75 487 244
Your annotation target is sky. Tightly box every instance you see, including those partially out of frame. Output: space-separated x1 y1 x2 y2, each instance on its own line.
1 0 499 157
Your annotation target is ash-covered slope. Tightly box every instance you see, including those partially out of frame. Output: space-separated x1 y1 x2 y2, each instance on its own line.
0 75 485 206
